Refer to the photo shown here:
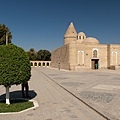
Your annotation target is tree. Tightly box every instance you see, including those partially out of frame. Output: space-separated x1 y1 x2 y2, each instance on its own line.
0 44 31 104
0 24 12 45
27 48 37 60
37 49 51 61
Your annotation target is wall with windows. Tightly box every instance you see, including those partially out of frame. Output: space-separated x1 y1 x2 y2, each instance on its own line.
108 44 120 66
75 44 108 69
51 42 120 71
51 22 120 70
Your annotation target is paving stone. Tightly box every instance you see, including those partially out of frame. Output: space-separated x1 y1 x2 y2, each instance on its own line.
1 67 119 120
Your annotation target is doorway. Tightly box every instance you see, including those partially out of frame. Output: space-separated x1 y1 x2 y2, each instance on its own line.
91 59 99 69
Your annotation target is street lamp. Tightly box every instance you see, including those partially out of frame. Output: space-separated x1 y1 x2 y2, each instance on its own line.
6 32 8 45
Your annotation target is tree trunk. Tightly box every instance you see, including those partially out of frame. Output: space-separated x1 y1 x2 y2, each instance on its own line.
6 86 10 105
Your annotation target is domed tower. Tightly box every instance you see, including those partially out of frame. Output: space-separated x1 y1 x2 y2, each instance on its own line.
77 32 86 43
64 22 77 45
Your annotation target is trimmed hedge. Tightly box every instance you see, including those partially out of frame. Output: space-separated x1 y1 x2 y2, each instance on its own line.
0 44 31 87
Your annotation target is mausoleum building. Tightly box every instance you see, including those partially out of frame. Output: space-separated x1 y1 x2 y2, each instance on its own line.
51 22 120 70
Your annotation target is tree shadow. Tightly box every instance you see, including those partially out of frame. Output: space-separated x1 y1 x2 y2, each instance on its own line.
0 90 37 100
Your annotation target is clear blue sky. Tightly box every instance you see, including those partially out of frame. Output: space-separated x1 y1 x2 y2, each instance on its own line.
1 0 120 52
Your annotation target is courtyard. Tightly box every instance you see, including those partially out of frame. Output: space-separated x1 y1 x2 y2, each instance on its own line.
0 67 120 120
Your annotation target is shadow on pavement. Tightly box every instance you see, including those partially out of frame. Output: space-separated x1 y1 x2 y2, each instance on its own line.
0 90 37 100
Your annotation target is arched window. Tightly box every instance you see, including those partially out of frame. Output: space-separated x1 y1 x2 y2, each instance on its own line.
47 62 49 66
112 52 117 65
79 36 81 39
34 62 37 66
93 50 97 58
38 62 41 66
43 62 45 66
78 51 84 65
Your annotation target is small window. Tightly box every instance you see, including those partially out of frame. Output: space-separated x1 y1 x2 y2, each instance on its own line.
93 50 97 58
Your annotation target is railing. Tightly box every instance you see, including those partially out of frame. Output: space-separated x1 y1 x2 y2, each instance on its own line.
30 61 51 67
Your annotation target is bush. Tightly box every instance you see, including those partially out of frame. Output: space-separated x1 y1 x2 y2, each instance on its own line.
0 44 31 87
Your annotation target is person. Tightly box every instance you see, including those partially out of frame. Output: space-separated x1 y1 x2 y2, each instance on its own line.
58 63 60 70
95 63 98 69
21 81 30 98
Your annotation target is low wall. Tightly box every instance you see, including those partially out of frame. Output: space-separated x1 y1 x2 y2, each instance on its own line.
30 61 51 67
75 65 90 71
51 62 70 70
109 65 120 70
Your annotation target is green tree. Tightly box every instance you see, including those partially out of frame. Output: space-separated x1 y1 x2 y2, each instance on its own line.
37 49 51 61
0 24 12 45
27 48 37 60
0 44 31 104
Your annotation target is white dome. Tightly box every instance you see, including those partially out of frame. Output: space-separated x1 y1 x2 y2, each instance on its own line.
78 32 86 36
82 37 99 44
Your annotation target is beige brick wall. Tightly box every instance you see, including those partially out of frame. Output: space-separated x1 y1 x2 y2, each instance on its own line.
75 43 108 69
109 44 120 66
97 45 108 69
51 41 120 71
51 44 70 70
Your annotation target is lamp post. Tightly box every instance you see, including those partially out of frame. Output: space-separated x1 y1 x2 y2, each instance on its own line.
6 32 8 45
5 32 10 104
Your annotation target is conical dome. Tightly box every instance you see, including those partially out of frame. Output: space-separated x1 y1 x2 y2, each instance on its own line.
64 22 77 38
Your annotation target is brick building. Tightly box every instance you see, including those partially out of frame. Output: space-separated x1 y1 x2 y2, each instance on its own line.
51 22 120 70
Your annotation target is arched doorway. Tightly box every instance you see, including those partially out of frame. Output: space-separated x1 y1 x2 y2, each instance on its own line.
47 62 49 66
43 62 45 66
38 62 41 67
31 62 33 66
34 62 37 67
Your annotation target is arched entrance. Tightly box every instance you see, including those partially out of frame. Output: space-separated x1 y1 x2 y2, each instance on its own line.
91 59 99 69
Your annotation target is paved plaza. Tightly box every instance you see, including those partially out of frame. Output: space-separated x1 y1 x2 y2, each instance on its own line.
0 67 120 120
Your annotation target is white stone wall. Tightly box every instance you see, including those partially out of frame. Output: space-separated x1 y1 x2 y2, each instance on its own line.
30 61 51 67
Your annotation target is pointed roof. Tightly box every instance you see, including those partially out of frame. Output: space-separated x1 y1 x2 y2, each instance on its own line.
64 22 77 38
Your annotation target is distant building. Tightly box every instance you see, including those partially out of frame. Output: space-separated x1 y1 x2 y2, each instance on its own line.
51 22 120 70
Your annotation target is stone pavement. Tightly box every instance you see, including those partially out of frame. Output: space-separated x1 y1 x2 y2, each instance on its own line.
0 67 120 120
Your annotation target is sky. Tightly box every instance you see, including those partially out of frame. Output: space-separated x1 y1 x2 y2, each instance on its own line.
0 0 120 52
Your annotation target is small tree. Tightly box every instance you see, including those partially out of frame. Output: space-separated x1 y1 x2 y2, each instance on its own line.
37 49 51 61
0 24 12 45
0 44 31 104
27 48 37 60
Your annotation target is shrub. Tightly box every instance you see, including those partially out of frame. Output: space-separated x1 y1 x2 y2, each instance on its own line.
0 44 31 104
